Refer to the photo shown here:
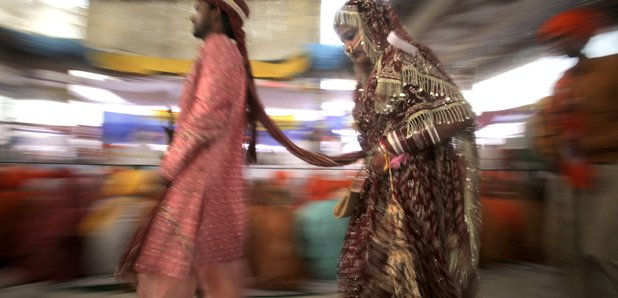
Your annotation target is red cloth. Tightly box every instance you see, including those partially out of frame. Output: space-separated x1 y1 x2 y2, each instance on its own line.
134 33 248 279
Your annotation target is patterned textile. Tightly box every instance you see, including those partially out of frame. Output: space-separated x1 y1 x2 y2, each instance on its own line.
334 1 480 297
123 33 248 280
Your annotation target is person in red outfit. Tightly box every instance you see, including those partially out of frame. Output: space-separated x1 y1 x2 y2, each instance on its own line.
536 8 618 297
117 1 251 297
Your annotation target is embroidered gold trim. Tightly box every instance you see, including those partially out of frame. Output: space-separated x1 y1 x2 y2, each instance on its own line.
405 101 474 147
433 101 474 125
402 65 462 100
375 56 463 101
376 78 404 98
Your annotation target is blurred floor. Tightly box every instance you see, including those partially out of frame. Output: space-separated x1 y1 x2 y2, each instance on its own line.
0 263 572 298
478 263 566 298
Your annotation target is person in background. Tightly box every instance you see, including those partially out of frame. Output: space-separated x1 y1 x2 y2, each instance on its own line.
116 1 252 297
332 0 480 297
535 8 618 297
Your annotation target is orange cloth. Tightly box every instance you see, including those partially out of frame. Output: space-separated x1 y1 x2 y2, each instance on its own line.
304 177 352 201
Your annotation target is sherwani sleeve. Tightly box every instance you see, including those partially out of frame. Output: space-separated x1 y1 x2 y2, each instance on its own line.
161 36 245 180
378 99 475 155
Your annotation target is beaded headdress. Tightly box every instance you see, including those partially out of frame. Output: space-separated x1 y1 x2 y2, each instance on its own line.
334 0 464 104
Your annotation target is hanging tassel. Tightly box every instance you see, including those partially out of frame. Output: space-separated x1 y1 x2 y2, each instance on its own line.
334 9 362 29
403 101 474 150
402 66 463 101
376 78 403 98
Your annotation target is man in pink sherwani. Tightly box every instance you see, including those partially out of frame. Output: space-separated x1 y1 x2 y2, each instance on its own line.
121 1 253 297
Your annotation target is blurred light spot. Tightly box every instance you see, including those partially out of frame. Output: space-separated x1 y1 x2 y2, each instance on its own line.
342 141 362 153
466 57 575 114
585 28 618 57
475 122 526 139
467 29 618 114
331 129 358 137
256 144 288 153
68 70 110 81
320 79 356 91
321 100 355 112
320 0 347 45
265 108 323 121
9 100 101 126
68 85 128 104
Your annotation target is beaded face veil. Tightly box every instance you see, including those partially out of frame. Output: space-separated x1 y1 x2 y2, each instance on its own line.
333 0 392 64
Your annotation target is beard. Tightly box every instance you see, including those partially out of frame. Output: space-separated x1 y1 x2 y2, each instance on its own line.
193 20 211 39
193 25 206 39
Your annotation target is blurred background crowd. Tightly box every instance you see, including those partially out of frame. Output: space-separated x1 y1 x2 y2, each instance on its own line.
0 0 617 297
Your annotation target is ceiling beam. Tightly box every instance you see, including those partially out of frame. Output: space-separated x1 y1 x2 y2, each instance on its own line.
392 0 459 39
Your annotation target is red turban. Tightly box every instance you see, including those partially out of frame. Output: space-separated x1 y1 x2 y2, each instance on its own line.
203 0 249 25
538 8 603 42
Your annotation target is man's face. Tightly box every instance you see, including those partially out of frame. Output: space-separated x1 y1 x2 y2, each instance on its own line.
191 1 216 39
335 25 369 64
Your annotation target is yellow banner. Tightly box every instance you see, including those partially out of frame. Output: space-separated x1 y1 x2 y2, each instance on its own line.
87 51 311 79
152 111 301 130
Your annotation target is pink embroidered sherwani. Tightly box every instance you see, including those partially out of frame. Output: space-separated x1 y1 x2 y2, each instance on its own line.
134 33 248 280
